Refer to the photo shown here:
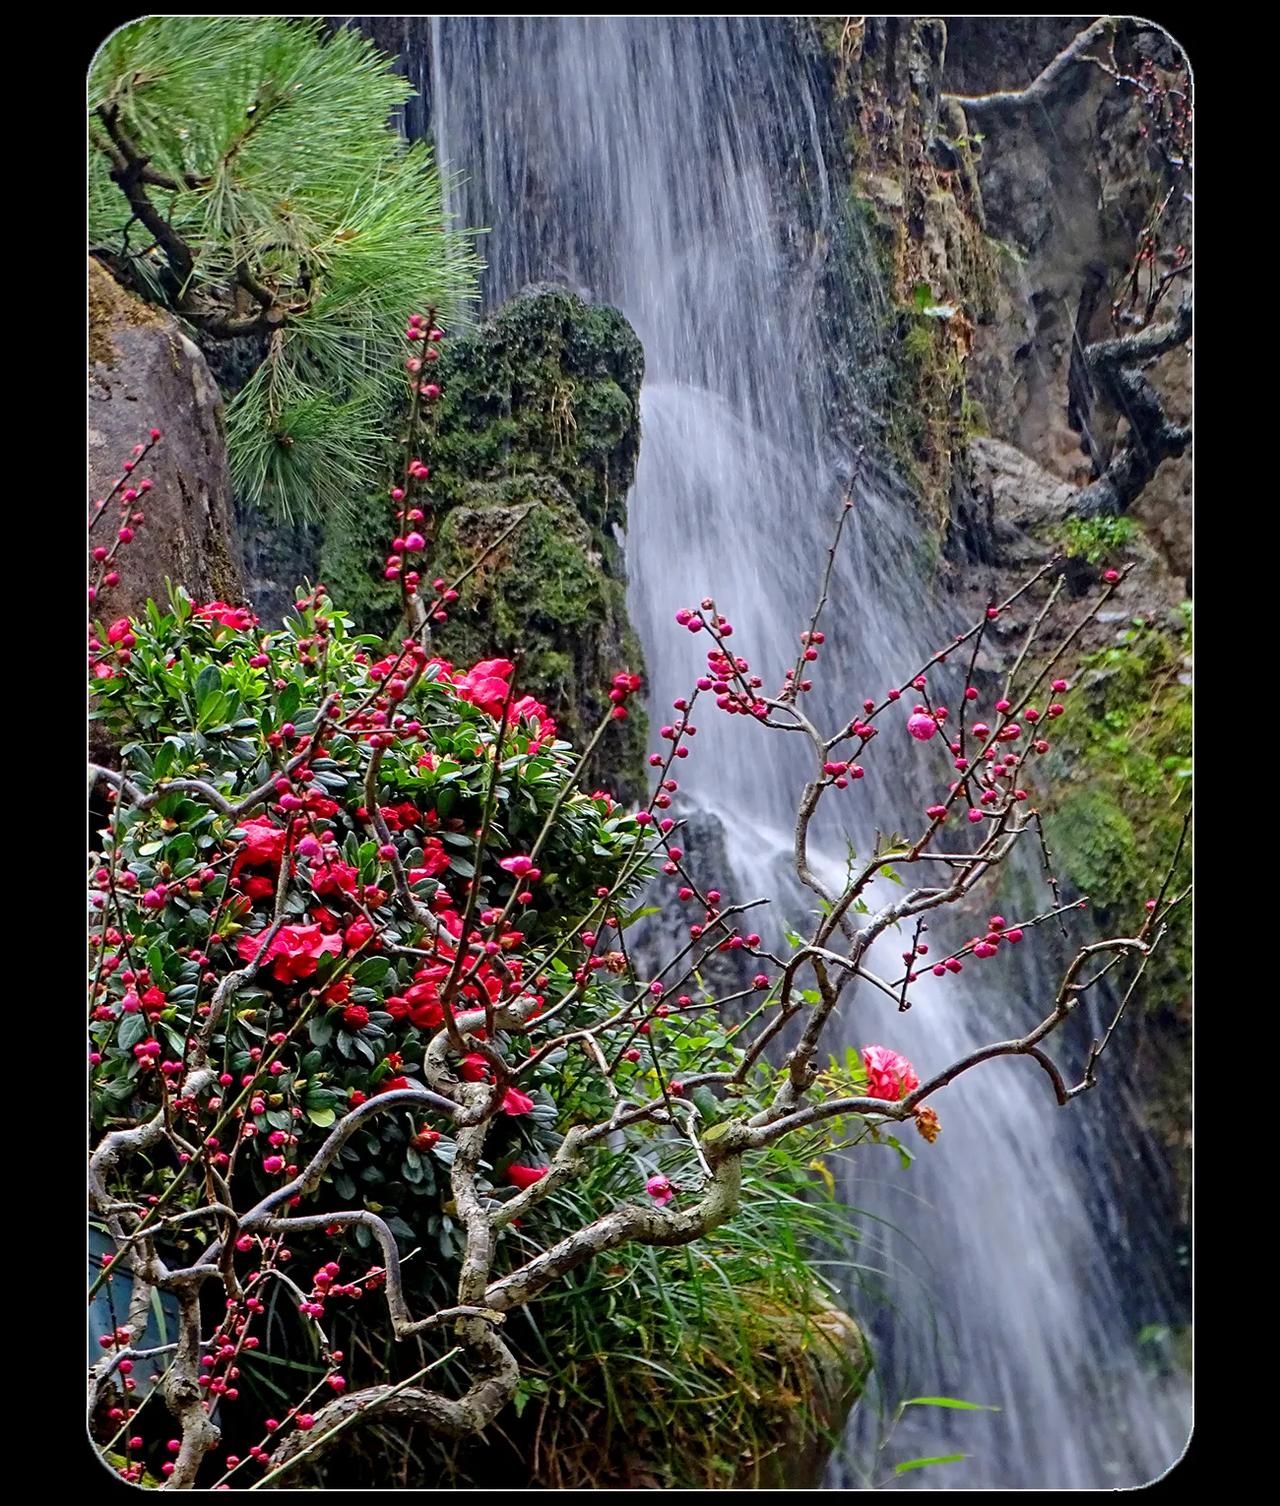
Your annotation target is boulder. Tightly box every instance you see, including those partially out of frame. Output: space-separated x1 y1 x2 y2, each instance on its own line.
88 258 244 622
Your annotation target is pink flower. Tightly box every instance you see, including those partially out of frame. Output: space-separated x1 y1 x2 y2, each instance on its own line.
236 923 341 983
906 712 937 742
512 694 555 739
195 601 259 631
501 1087 535 1116
454 658 515 717
861 1045 921 1102
232 816 287 876
645 1174 674 1206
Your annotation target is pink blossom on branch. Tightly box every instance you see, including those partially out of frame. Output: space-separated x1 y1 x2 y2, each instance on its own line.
862 1045 921 1102
646 1174 674 1206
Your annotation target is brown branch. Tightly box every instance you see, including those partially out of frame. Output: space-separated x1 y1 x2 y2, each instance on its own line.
943 19 1118 117
1076 299 1193 518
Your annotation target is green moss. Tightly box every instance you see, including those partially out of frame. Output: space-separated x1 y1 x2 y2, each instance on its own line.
1048 788 1140 898
1030 609 1191 1199
429 286 643 534
959 390 989 440
426 476 647 800
902 319 937 364
1040 612 1192 988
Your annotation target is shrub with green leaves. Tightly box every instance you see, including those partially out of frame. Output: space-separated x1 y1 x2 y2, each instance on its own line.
1055 514 1138 565
88 17 479 523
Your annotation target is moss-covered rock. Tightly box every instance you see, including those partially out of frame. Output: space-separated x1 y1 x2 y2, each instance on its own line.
1040 616 1191 975
427 284 643 528
428 475 648 801
1038 613 1191 1203
321 286 648 799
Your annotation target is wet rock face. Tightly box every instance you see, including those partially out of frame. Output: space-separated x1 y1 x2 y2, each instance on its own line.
628 806 760 1000
88 258 244 621
943 19 1191 569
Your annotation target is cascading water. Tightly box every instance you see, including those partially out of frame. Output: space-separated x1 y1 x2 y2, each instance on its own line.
384 16 1189 1487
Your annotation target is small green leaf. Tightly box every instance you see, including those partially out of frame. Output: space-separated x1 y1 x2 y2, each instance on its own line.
194 665 222 708
620 905 660 929
894 1454 968 1475
117 1013 148 1051
902 1396 999 1412
306 1106 337 1129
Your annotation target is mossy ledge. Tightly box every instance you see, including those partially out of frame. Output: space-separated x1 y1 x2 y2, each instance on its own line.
322 286 649 801
1039 612 1191 1206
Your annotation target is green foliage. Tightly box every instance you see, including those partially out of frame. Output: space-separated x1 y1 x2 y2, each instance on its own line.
1055 514 1138 565
89 588 648 1263
88 17 479 524
510 1146 869 1488
1040 610 1192 989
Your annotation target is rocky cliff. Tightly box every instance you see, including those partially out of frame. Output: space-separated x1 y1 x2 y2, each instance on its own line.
808 15 1191 1210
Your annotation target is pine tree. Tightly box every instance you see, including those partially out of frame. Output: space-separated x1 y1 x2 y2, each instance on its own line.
89 17 480 524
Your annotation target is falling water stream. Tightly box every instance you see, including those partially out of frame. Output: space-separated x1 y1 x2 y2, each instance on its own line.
375 16 1189 1487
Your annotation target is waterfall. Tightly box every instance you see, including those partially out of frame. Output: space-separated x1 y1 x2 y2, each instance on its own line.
404 16 1189 1488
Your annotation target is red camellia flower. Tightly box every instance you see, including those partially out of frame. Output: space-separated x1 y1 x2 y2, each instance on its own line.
861 1045 921 1102
343 1005 370 1031
344 918 376 952
194 601 260 631
453 658 515 717
379 801 422 833
501 1087 535 1116
311 860 358 899
408 838 450 884
377 1075 412 1094
236 923 342 983
106 617 133 645
506 1164 547 1190
232 816 287 878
